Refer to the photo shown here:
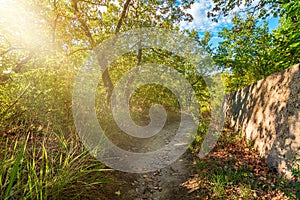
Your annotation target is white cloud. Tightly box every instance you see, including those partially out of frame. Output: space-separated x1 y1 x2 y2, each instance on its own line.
180 0 261 33
180 0 233 33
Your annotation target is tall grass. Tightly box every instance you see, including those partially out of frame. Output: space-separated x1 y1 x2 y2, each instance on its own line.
0 127 110 199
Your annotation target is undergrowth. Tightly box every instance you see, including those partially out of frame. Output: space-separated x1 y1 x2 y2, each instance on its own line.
192 128 297 199
0 126 110 200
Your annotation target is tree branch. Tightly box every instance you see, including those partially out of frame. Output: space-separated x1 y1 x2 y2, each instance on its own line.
71 0 96 47
0 84 31 118
115 0 131 34
52 0 59 44
149 47 171 58
0 48 16 57
67 47 91 56
13 54 33 73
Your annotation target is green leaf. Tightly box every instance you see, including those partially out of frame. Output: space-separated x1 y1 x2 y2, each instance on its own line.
5 134 29 199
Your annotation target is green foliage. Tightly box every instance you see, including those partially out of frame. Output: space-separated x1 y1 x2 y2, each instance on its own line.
4 135 29 199
271 2 300 71
196 157 256 198
0 67 76 134
290 158 300 199
207 1 300 92
209 0 289 21
0 130 108 199
212 14 276 90
0 0 212 132
0 0 299 198
0 0 215 198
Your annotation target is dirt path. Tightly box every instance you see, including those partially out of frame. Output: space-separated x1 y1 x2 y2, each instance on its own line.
101 152 198 200
99 114 200 200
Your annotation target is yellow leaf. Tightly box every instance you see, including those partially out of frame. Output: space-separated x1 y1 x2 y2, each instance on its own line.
115 190 121 196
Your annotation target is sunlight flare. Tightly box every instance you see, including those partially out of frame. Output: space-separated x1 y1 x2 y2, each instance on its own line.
0 0 49 51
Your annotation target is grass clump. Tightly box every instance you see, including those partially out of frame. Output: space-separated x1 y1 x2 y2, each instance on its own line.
0 126 110 200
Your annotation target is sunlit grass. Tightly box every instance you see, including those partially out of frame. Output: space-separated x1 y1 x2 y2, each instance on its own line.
0 128 110 199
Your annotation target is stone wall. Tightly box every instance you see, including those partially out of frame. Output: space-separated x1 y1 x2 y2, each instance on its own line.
224 64 300 178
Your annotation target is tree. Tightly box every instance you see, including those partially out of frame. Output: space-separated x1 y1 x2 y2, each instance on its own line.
270 2 300 70
53 0 194 103
210 14 274 90
0 0 203 131
206 0 300 91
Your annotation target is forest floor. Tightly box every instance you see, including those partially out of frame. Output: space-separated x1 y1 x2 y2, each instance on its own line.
97 126 297 200
1 115 298 199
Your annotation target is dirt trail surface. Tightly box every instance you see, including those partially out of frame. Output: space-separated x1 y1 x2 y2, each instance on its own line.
97 114 200 200
101 152 199 200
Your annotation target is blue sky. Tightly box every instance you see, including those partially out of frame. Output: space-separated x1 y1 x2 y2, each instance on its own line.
179 0 279 48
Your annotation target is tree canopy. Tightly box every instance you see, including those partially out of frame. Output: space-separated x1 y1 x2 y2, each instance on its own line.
206 0 300 91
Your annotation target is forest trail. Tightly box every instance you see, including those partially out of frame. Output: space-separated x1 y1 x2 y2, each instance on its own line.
98 114 200 200
101 152 199 200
